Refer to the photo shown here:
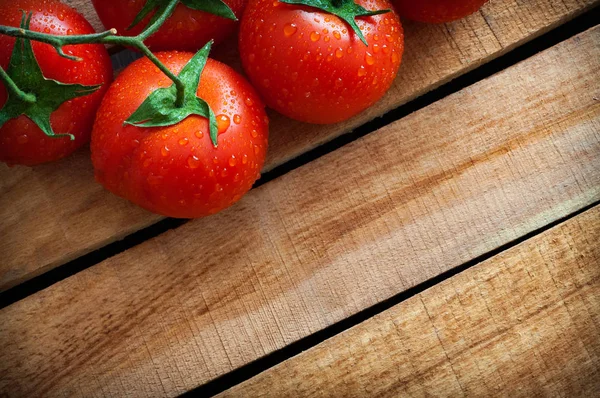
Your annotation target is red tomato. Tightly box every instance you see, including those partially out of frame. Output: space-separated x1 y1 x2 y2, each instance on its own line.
91 52 269 219
0 0 112 166
393 0 489 23
92 0 247 52
239 0 403 124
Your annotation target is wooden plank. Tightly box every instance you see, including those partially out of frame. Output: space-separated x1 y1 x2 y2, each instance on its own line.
1 0 596 291
1 26 599 397
219 206 600 398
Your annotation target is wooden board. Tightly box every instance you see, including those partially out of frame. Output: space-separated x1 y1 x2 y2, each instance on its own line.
1 26 599 397
220 206 600 398
1 0 597 291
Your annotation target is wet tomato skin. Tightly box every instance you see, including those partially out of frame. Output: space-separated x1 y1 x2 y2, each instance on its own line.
91 52 269 219
239 0 403 124
393 0 489 23
92 0 247 52
0 0 113 166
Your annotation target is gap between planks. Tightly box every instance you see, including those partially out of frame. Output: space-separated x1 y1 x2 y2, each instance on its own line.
1 0 598 292
218 204 600 398
0 24 599 397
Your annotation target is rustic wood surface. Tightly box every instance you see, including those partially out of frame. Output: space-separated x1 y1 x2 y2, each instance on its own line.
220 206 600 398
1 0 597 291
1 25 599 397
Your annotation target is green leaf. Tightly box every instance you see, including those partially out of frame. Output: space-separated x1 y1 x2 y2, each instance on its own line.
128 0 237 30
125 41 220 147
279 0 390 46
0 12 102 140
182 0 237 20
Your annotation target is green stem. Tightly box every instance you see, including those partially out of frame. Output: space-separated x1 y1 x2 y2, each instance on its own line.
137 0 179 41
0 65 36 103
0 0 186 106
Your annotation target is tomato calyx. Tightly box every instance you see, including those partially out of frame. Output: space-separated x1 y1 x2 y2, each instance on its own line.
125 41 220 147
279 0 391 45
0 12 102 141
129 0 237 31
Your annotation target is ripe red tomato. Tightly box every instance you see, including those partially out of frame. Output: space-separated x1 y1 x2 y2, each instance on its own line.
92 0 247 52
91 52 269 219
239 0 403 124
0 0 112 166
393 0 489 23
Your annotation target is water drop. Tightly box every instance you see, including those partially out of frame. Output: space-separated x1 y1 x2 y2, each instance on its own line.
251 129 258 138
233 114 242 124
358 66 366 76
178 137 189 146
161 146 169 157
335 48 343 58
17 134 29 144
365 52 375 65
195 130 204 139
245 97 254 107
229 155 237 167
333 31 341 40
284 23 297 37
216 114 230 134
310 31 320 42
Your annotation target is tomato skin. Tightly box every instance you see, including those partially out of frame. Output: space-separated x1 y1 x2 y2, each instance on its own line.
92 0 247 52
393 0 489 23
239 0 403 124
0 0 112 166
92 52 269 219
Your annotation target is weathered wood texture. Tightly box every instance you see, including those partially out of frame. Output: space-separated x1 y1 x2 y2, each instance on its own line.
220 206 600 398
1 0 597 291
1 25 599 397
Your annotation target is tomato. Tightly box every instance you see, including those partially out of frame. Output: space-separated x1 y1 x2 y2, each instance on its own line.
91 52 269 219
393 0 489 23
92 0 247 52
239 0 403 124
0 0 112 166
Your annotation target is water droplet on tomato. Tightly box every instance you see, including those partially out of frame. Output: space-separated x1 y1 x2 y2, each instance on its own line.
161 146 169 157
392 52 400 63
242 154 248 164
229 155 237 167
382 45 390 54
365 52 375 65
251 129 258 138
233 114 242 124
244 97 254 107
333 31 341 40
373 44 380 53
284 23 297 37
335 48 343 58
254 145 260 155
310 31 320 42
17 134 29 144
358 66 366 76
195 130 204 139
179 137 189 146
216 114 230 134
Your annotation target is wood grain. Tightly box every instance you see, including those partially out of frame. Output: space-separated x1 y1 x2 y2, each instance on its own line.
220 206 600 398
1 26 599 397
1 0 597 291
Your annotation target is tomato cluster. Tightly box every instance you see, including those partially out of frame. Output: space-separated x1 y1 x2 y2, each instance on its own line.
0 0 488 218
